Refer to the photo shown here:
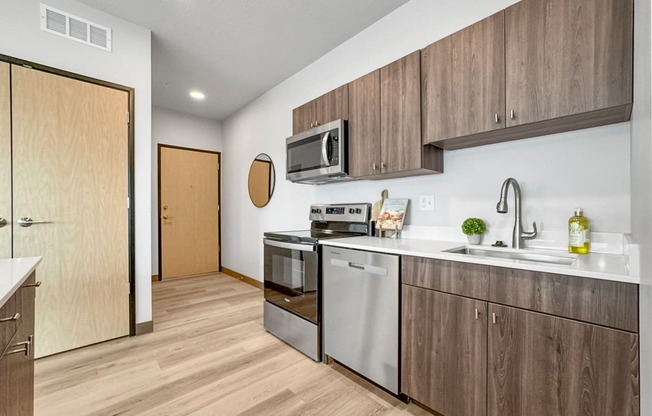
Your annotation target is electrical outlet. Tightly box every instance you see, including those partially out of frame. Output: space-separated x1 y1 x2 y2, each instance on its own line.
419 195 435 211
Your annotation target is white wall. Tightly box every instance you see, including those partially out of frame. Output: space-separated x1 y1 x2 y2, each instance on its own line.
151 106 223 274
222 0 632 282
631 0 652 413
0 0 153 323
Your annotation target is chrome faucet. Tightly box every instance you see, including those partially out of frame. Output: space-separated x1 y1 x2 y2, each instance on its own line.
496 178 537 249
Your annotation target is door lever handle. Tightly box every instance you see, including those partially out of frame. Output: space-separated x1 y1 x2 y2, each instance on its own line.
0 218 6 228
17 217 51 227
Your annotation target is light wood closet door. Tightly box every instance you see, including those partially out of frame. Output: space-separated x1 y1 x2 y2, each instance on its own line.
0 62 10 259
160 147 219 279
11 65 129 358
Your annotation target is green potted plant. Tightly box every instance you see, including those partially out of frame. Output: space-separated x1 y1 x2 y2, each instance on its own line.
462 218 486 245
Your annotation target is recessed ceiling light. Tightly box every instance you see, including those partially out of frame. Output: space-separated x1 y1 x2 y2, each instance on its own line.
189 90 205 100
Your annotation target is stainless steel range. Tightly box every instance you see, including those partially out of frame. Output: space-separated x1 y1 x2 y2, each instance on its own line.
263 203 372 361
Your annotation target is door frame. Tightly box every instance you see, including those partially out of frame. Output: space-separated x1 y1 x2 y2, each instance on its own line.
157 144 222 281
0 53 137 336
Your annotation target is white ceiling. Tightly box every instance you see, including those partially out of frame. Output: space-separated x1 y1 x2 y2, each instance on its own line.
75 0 410 121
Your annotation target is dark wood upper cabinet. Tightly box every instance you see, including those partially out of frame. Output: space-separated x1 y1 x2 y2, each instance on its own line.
488 304 640 416
347 53 442 179
422 12 505 144
380 51 423 174
505 0 633 127
402 285 487 416
291 100 315 135
348 69 381 177
291 85 348 135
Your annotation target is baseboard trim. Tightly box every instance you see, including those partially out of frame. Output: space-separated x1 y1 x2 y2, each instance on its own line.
135 320 154 335
222 267 263 290
151 274 159 282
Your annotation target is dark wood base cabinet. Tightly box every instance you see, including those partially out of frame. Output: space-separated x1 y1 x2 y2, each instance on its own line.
401 256 640 416
0 272 36 416
489 304 639 416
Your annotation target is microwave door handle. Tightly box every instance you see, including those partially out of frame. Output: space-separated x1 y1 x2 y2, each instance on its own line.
321 132 331 167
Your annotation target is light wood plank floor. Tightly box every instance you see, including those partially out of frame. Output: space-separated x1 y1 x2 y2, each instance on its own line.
35 273 432 415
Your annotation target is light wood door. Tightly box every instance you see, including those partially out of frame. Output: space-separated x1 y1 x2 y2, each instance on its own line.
380 51 422 174
488 304 640 416
348 70 381 178
0 62 10 259
160 147 220 279
505 0 633 127
402 285 487 416
11 65 129 358
422 12 505 143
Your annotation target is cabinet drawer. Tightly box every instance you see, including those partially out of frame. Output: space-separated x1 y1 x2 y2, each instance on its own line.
402 256 489 300
0 294 21 354
489 268 638 332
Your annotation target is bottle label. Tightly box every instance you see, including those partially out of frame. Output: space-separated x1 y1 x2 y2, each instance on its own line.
569 222 585 247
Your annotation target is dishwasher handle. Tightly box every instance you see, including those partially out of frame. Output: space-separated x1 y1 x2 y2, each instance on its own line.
329 258 388 276
348 262 365 270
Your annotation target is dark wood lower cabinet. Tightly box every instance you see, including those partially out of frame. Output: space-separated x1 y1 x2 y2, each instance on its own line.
488 304 640 416
401 285 487 416
0 272 36 416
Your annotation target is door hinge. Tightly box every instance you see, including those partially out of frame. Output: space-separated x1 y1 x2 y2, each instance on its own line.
127 111 130 124
126 282 131 295
217 163 220 170
127 197 130 209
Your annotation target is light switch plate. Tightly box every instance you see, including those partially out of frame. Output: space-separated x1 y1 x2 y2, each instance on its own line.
419 195 435 211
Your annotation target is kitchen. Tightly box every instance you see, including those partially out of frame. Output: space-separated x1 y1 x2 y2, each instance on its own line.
0 0 650 415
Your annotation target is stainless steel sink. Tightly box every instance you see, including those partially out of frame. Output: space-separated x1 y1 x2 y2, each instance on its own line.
444 247 577 266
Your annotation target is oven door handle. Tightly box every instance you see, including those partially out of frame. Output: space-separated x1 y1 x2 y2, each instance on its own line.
264 239 316 252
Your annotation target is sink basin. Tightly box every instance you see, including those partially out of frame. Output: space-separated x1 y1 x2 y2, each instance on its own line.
444 247 577 266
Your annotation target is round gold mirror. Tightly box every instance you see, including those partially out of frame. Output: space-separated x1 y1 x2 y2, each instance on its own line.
248 153 275 208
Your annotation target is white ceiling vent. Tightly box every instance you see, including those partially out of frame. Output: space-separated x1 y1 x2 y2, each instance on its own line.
40 4 112 52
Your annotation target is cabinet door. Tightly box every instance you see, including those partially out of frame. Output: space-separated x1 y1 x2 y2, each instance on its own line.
505 0 633 127
348 70 381 177
488 304 639 416
0 62 10 259
315 84 348 126
291 100 315 134
402 286 487 416
422 12 505 144
380 51 422 174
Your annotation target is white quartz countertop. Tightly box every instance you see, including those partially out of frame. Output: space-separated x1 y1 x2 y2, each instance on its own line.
0 257 42 308
322 237 637 284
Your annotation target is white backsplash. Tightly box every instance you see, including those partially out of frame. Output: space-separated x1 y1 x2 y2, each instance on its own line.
400 225 628 255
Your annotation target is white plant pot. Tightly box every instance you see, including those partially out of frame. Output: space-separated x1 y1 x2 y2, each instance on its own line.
467 234 482 245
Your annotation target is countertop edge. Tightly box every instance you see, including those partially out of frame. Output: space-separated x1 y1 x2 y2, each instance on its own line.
0 257 43 308
321 239 638 285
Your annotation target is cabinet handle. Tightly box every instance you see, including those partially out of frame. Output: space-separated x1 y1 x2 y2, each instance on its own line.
23 281 41 288
0 313 20 323
372 162 377 170
510 110 515 120
475 308 480 320
310 122 314 128
315 121 319 126
380 161 386 169
492 313 497 324
494 114 499 123
5 335 32 356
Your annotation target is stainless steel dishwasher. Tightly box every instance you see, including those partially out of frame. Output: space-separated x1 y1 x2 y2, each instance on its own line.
322 246 399 394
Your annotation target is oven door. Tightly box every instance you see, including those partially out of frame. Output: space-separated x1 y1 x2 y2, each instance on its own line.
263 239 319 323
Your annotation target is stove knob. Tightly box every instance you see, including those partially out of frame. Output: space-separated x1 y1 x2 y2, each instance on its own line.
311 209 316 214
349 208 355 214
355 208 362 214
317 209 322 214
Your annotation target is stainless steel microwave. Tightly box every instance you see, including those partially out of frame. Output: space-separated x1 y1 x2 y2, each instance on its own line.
286 119 351 185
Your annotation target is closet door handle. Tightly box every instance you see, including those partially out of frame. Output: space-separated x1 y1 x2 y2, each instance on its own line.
0 218 6 228
17 217 51 227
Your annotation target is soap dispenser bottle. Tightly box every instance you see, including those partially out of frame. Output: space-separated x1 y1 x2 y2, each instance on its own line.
568 208 590 254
